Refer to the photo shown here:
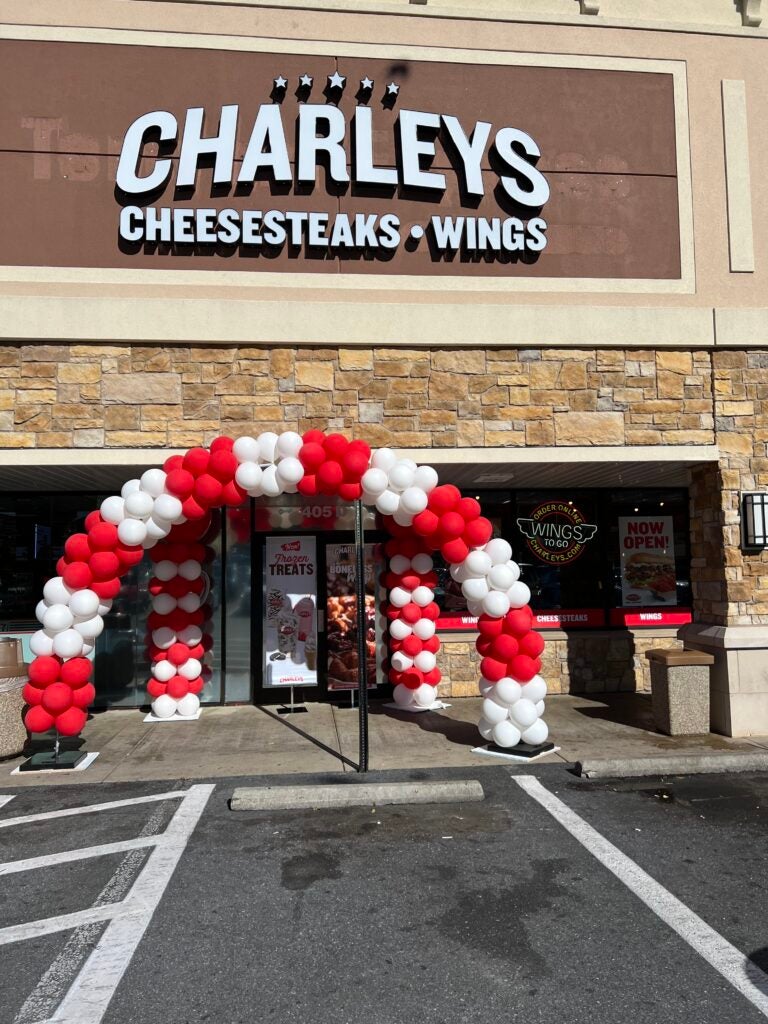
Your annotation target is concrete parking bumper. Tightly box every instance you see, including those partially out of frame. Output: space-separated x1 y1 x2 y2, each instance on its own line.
230 779 485 811
577 751 768 779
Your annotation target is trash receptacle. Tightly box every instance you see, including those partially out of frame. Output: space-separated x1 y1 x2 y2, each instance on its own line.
0 637 28 758
645 647 714 736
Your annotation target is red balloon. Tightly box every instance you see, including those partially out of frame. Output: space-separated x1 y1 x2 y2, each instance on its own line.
65 534 91 562
88 522 119 551
509 654 539 683
442 538 470 564
25 704 56 733
297 474 318 497
424 636 441 654
440 512 465 539
167 642 192 666
412 509 440 537
422 602 441 621
70 682 95 709
183 447 210 475
29 655 61 685
164 454 184 472
401 668 424 690
457 497 481 521
187 643 205 660
464 517 493 548
90 551 120 580
505 607 533 637
92 578 121 600
188 676 204 694
423 668 442 686
477 613 504 637
316 460 343 494
348 439 371 458
63 562 93 590
55 706 88 737
338 482 362 502
299 442 326 472
165 468 195 499
116 543 144 567
400 603 423 624
208 449 238 483
60 657 92 687
428 485 461 515
399 573 421 591
303 429 325 444
518 631 545 658
42 682 74 714
209 435 234 452
342 448 369 478
323 433 349 459
84 510 103 531
492 634 519 662
401 635 423 657
22 682 45 705
147 678 167 698
56 556 68 577
194 473 223 506
181 496 209 520
476 636 493 657
166 675 189 699
222 480 247 507
480 656 507 682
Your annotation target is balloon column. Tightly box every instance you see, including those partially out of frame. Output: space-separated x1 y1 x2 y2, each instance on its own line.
24 431 549 748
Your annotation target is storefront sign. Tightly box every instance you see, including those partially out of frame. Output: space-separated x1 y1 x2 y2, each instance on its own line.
610 608 692 627
437 609 604 630
263 535 318 688
325 543 379 691
618 516 677 606
517 502 598 565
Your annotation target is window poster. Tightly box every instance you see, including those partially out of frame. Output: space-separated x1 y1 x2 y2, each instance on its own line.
263 535 318 688
325 543 379 691
618 516 677 606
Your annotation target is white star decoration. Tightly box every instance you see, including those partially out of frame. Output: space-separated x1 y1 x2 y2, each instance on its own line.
328 72 346 90
360 77 374 90
386 82 400 96
273 76 287 89
299 74 313 88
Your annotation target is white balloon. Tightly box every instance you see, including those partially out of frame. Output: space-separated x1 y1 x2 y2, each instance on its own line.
461 577 489 601
177 693 201 717
35 600 49 624
152 593 177 615
360 490 379 507
411 553 433 574
449 562 470 583
151 694 177 719
494 677 522 705
488 564 516 592
465 550 492 577
388 462 415 492
121 478 142 498
389 586 411 608
391 651 414 672
413 618 436 640
478 716 494 740
522 719 549 746
152 660 176 682
414 651 436 672
43 604 74 632
232 435 260 463
179 658 202 679
145 517 172 541
389 554 411 575
155 560 178 581
361 468 388 496
399 458 417 472
375 490 400 517
261 464 282 497
276 431 303 458
53 628 84 658
97 600 113 617
509 698 538 729
81 640 95 657
178 624 203 646
411 586 434 608
258 431 279 463
177 592 201 613
68 589 100 619
179 559 202 581
235 461 263 492
276 457 304 485
481 696 509 725
74 614 104 639
43 577 72 606
507 581 531 609
371 448 397 472
152 626 176 649
535 700 546 716
484 538 513 565
482 591 511 617
399 486 427 515
478 677 495 697
466 599 484 618
30 630 55 656
492 720 522 748
124 490 155 519
118 518 148 546
393 683 414 707
413 683 438 707
140 468 167 497
388 619 412 640
413 465 439 493
520 676 545 704
392 509 413 528
100 495 125 524
153 493 183 522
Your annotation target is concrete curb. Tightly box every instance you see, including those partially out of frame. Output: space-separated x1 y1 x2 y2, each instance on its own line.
230 779 484 811
577 751 768 779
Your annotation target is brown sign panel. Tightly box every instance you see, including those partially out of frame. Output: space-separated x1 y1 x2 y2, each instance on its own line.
0 39 681 280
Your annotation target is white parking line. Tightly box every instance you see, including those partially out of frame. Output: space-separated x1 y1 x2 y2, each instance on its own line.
0 905 131 947
0 790 187 830
514 774 768 1019
0 795 15 810
0 836 160 877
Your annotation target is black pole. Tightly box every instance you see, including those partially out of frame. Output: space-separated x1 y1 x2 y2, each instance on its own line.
354 499 369 773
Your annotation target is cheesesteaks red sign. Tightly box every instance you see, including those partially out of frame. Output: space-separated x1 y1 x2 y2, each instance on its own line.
517 501 598 565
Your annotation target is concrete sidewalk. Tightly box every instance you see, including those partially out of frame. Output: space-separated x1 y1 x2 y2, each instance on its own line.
3 693 768 786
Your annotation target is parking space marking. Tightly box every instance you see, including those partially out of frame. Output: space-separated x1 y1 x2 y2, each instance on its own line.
0 837 160 878
0 790 187 830
0 795 15 810
0 904 131 947
514 774 768 1018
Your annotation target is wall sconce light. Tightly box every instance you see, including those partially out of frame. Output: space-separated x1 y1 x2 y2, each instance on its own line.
741 492 768 550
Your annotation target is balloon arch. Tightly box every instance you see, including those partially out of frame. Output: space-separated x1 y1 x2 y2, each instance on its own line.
24 431 548 749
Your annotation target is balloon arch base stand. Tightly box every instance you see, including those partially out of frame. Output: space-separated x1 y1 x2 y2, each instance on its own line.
16 734 97 773
143 708 202 723
472 741 559 763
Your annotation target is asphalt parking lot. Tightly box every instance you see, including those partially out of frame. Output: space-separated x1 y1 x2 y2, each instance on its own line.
1 766 767 1024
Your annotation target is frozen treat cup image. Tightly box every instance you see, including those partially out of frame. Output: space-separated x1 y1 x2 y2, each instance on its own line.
277 610 298 656
293 596 316 641
304 633 317 671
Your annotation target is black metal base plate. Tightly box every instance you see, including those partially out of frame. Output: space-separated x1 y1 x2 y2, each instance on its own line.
487 741 556 759
277 705 308 715
19 750 88 772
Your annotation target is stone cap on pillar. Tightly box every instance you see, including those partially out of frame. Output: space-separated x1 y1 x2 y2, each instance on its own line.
645 647 714 666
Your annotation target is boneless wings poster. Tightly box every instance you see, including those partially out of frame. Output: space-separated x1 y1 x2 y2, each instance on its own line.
618 516 677 606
